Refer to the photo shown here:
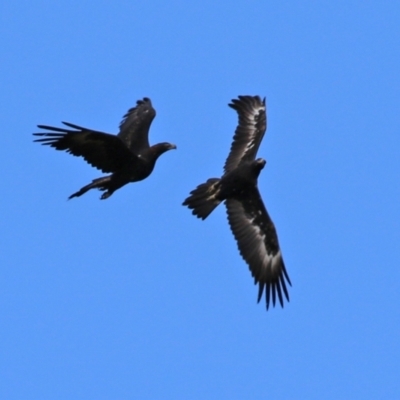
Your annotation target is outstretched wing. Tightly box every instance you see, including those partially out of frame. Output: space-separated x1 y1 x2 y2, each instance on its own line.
224 96 266 174
225 189 291 310
34 122 135 173
117 97 156 154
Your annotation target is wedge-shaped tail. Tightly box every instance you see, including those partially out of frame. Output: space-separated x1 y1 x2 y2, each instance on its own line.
183 178 222 220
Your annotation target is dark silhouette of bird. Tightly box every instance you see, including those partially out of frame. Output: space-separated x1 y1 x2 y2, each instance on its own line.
183 95 291 310
34 98 176 200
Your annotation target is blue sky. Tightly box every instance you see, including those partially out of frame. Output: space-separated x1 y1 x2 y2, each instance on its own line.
1 1 399 399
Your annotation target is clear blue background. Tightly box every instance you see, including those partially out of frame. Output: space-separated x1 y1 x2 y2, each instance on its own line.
1 1 399 399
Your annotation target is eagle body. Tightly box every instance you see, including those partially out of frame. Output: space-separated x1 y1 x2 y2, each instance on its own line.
219 158 266 198
183 95 291 310
34 98 176 199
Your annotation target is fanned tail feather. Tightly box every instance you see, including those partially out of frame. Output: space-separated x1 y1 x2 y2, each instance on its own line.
183 178 222 220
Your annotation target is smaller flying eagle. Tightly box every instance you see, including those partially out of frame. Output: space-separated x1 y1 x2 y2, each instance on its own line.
183 95 291 310
34 98 176 200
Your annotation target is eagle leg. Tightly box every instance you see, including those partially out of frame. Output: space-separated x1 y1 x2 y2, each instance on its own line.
68 175 112 200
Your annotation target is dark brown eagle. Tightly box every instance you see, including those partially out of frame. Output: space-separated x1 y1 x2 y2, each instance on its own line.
183 95 291 310
34 98 176 200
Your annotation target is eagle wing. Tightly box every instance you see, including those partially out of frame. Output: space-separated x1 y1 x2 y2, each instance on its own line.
117 97 156 154
225 189 291 309
34 122 135 173
224 96 267 174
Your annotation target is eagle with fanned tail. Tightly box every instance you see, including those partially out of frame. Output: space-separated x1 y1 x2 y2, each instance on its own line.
34 98 176 200
183 95 291 310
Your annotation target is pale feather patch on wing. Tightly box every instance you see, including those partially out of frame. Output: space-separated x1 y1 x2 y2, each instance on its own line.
225 194 290 308
224 96 267 173
241 102 265 155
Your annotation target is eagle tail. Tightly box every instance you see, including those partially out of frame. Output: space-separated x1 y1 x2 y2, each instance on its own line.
183 178 222 220
68 176 112 200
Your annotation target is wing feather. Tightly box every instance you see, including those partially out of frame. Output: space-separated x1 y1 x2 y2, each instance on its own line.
225 191 291 309
34 123 135 173
117 97 156 153
224 96 267 173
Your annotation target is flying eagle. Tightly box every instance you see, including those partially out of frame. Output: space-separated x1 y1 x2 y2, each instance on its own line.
183 95 291 310
34 98 176 200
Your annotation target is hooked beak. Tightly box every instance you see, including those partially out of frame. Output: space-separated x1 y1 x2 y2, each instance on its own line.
256 158 266 168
